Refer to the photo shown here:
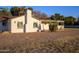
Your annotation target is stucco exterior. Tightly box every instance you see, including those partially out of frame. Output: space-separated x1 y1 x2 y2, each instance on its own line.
10 16 25 33
57 21 64 31
25 10 40 32
10 9 42 33
41 23 49 31
57 25 64 31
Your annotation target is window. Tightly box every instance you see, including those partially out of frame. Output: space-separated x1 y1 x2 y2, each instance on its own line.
33 22 38 28
17 22 23 29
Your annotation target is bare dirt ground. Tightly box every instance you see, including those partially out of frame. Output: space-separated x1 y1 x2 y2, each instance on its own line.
0 29 79 40
0 29 79 53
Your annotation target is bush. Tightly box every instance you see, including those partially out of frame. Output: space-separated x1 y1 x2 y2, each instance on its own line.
49 23 57 32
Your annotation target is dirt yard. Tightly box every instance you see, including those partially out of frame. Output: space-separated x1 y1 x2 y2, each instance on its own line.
0 29 79 53
0 29 79 40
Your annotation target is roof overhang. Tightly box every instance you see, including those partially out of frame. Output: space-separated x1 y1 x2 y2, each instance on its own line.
40 20 64 24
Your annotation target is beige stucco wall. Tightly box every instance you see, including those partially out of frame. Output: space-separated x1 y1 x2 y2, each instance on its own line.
57 21 64 31
43 24 49 30
10 9 41 33
26 18 40 32
41 23 49 31
25 10 40 32
25 9 49 32
57 25 64 31
10 15 25 33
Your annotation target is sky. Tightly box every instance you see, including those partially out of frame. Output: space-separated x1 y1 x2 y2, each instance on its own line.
0 6 79 18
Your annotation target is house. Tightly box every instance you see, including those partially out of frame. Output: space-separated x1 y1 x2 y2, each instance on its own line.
0 8 64 33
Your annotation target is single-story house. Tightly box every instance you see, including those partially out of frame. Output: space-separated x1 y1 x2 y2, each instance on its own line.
0 8 64 33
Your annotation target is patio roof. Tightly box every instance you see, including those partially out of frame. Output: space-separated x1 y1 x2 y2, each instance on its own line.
41 20 64 23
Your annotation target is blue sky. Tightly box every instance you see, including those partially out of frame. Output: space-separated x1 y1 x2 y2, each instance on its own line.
0 6 79 17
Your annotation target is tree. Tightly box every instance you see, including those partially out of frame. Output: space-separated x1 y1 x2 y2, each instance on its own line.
10 7 19 16
54 13 61 20
1 8 8 12
50 13 64 20
18 6 26 16
33 11 48 19
60 15 65 20
0 8 11 16
10 6 26 16
64 16 76 25
50 15 55 20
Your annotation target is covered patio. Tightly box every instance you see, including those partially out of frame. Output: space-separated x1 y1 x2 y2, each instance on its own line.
40 20 64 31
